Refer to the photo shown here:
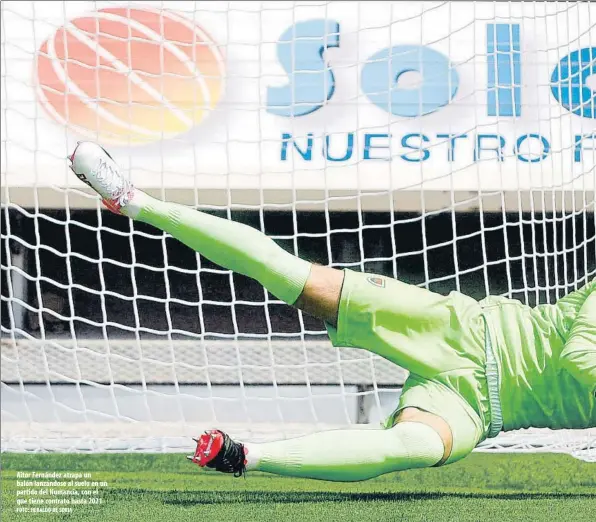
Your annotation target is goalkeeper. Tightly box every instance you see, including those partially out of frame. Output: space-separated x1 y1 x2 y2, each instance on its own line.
70 142 595 481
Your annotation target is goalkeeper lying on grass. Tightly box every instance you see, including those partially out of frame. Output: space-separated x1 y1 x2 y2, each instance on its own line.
70 141 595 481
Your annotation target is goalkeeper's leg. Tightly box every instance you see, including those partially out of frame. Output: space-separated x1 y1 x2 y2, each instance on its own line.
69 141 343 323
191 420 444 481
189 401 479 482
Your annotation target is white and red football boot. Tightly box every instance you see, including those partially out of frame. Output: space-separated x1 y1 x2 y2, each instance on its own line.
188 430 247 477
68 141 136 215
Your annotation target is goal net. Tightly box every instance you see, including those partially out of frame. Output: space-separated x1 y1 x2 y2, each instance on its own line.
1 1 595 461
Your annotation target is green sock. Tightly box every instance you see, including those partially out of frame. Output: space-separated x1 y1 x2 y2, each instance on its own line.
128 193 311 306
245 422 444 482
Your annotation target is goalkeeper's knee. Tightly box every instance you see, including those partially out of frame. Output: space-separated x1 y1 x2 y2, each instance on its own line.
382 421 446 472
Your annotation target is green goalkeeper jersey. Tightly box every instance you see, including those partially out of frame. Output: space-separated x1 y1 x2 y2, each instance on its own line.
481 278 596 431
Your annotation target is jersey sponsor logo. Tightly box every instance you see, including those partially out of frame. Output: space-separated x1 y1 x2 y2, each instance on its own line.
367 276 385 288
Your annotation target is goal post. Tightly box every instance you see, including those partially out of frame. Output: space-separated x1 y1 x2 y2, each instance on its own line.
1 1 595 460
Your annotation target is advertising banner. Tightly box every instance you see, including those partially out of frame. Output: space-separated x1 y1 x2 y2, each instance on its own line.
1 1 594 209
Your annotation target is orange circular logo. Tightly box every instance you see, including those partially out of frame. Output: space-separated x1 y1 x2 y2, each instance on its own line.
35 6 225 145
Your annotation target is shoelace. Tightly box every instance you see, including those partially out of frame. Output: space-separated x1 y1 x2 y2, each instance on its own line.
95 158 132 206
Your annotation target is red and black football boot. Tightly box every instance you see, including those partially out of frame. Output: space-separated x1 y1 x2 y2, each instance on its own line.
187 430 247 477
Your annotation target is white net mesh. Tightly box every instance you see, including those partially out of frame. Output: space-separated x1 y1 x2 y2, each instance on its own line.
1 1 595 459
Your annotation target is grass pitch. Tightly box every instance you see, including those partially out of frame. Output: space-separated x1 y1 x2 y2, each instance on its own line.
2 452 595 522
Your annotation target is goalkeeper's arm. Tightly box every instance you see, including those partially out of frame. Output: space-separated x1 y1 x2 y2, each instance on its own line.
560 289 596 393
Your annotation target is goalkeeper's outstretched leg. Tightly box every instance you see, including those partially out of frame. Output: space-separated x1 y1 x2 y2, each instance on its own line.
187 398 475 481
69 141 484 481
69 141 343 326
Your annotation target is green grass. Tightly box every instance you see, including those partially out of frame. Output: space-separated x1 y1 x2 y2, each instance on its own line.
2 453 595 522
